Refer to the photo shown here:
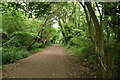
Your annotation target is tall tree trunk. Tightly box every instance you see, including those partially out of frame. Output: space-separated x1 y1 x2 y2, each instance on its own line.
79 2 95 42
58 18 67 44
105 38 119 78
85 2 106 77
28 17 49 49
80 2 119 78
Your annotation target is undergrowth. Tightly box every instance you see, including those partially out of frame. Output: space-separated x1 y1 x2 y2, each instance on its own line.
2 44 52 65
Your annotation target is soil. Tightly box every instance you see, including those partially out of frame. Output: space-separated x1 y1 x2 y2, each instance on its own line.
2 44 93 78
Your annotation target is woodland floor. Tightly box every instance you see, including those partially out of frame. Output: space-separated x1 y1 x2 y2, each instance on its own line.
2 44 93 78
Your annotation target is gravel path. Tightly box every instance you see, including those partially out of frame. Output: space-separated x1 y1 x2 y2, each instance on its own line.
2 44 93 78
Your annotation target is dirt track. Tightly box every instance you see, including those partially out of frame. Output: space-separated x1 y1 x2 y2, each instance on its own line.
2 44 93 78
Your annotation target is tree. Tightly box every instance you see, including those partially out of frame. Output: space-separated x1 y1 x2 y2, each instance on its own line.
80 2 120 78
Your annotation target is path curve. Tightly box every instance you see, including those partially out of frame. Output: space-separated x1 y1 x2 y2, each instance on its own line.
3 44 93 78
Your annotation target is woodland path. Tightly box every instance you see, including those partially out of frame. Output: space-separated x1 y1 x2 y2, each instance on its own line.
3 44 93 78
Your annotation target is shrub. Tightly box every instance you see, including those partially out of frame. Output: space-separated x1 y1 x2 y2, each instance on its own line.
2 45 30 64
3 32 36 47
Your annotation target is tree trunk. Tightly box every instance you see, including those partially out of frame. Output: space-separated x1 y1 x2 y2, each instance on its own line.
58 18 68 44
79 2 95 42
27 37 38 50
85 2 106 77
105 38 119 78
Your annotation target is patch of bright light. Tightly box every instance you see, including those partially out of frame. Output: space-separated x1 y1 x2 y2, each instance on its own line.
52 22 59 28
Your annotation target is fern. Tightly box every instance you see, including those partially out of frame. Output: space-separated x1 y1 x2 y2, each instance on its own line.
3 32 37 47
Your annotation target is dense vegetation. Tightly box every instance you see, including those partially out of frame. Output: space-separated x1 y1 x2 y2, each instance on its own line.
1 1 120 78
2 2 56 64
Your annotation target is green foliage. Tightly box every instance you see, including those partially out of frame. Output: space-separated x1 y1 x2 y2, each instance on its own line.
2 2 56 65
2 45 30 64
112 43 120 78
2 31 9 44
68 46 85 56
68 37 94 57
45 41 52 46
3 32 36 47
2 2 120 78
2 2 52 18
2 11 27 36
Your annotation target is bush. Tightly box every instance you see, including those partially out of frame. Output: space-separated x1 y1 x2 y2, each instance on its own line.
67 37 96 70
68 45 85 56
2 8 55 65
2 45 30 64
45 41 52 46
2 32 9 44
2 11 27 36
3 32 37 47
